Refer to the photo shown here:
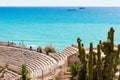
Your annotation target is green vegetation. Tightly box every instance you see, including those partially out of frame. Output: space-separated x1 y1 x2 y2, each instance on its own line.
70 62 80 80
21 44 26 48
37 46 42 49
37 46 42 53
18 65 31 80
70 27 120 80
88 43 93 80
44 45 56 53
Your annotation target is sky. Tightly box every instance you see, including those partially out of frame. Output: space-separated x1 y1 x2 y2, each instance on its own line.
0 0 120 7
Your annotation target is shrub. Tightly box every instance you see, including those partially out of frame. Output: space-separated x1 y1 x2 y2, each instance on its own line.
44 45 56 53
37 46 42 49
37 46 42 53
70 62 80 79
20 65 32 80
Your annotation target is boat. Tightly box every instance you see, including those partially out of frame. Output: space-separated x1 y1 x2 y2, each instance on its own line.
67 8 76 11
79 7 85 9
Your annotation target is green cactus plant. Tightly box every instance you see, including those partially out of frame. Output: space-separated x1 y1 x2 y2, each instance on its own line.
118 44 120 80
88 43 93 80
79 44 87 80
77 37 82 60
75 27 119 80
96 44 103 80
110 27 115 51
77 38 87 80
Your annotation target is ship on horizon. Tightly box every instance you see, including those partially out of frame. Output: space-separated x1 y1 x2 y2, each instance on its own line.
67 8 76 11
79 7 85 9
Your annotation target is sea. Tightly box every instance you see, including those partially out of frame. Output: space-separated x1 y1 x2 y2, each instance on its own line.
0 7 120 51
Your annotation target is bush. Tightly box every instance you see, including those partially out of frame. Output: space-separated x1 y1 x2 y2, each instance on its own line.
70 62 80 79
37 46 42 49
19 65 32 80
44 45 56 53
37 46 42 53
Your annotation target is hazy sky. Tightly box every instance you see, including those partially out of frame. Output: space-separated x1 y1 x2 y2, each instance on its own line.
0 0 120 6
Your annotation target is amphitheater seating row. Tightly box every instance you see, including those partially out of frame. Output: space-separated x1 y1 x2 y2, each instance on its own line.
0 46 58 79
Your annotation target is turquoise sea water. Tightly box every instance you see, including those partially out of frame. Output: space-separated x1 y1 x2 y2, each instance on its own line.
0 7 120 51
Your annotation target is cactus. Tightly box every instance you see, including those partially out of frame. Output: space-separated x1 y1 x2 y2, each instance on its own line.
75 27 119 80
118 50 120 79
97 44 103 80
117 44 120 80
88 43 93 80
81 43 86 63
77 37 82 60
77 38 87 80
109 27 115 51
102 28 114 80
